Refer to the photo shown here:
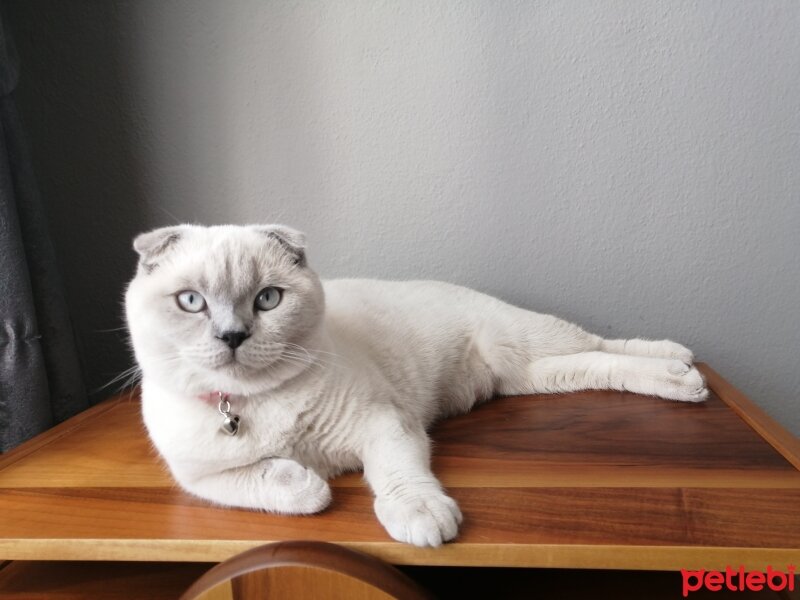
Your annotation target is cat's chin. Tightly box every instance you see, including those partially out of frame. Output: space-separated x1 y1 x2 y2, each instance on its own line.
178 371 278 398
185 360 312 398
142 364 267 399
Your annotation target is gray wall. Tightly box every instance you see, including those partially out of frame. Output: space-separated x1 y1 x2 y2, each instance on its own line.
7 1 799 435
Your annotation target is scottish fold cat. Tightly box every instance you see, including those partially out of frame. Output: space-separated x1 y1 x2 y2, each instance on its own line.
125 224 707 547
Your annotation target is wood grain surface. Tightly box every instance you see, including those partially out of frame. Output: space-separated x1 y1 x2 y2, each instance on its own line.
181 541 432 600
1 364 798 570
0 560 212 599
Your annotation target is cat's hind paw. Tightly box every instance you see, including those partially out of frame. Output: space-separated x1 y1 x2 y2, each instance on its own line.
374 491 463 547
659 361 708 402
652 340 695 365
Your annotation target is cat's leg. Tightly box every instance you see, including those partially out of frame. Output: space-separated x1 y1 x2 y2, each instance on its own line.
361 414 462 547
475 305 703 400
173 457 331 514
598 338 694 364
521 351 707 402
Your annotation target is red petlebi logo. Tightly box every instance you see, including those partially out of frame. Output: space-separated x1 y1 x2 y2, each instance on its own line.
681 565 796 596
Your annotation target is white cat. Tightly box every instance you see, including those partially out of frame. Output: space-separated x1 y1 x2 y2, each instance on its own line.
125 224 707 547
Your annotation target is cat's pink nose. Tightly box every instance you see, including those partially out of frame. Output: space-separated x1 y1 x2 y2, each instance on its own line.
217 330 250 350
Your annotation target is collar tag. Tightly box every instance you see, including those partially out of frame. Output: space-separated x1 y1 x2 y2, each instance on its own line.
216 392 241 436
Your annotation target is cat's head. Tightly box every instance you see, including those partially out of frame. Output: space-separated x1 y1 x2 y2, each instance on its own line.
125 224 325 397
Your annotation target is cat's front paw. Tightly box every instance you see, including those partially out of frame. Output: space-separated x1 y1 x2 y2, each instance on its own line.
374 491 463 547
261 458 332 514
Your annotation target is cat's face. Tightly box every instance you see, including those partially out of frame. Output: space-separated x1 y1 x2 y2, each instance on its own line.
125 224 325 397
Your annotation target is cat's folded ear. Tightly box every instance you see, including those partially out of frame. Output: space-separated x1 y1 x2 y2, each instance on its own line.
251 224 307 266
133 225 190 272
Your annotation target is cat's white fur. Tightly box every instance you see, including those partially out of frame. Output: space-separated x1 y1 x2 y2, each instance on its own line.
125 224 707 547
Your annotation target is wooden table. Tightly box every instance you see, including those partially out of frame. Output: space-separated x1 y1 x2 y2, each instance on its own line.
1 364 799 582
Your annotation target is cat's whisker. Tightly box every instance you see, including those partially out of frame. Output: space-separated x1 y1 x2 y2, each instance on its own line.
282 345 346 369
278 352 321 368
281 350 323 364
284 342 346 362
281 350 341 371
279 359 322 375
95 364 143 394
95 326 130 333
277 353 327 374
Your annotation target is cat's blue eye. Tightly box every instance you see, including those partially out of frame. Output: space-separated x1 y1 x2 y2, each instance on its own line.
176 290 206 313
255 287 282 311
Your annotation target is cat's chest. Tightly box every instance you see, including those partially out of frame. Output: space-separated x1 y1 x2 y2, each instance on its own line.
142 392 306 469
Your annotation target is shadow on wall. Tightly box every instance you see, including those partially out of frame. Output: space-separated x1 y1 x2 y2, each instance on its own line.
5 1 332 401
6 2 151 401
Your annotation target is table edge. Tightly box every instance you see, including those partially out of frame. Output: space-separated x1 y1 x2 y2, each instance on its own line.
0 395 131 473
0 539 797 571
698 363 800 471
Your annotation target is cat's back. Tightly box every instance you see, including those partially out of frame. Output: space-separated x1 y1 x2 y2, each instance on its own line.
320 278 505 350
322 278 494 321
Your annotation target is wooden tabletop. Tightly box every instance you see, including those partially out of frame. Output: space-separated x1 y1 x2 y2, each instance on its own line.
1 364 798 570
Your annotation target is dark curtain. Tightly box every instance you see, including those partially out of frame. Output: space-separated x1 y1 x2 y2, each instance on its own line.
0 10 87 452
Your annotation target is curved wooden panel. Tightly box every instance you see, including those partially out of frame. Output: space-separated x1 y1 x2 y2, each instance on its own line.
180 541 432 600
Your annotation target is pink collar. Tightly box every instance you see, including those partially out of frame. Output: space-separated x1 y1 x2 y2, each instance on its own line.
198 391 231 405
